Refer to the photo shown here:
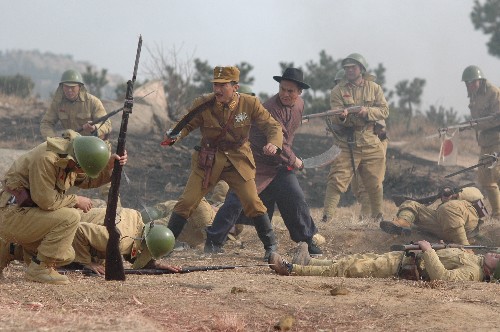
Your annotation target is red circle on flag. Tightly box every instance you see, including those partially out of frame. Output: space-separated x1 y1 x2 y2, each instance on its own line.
442 139 454 156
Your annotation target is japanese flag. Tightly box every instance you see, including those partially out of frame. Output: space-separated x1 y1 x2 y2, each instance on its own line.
438 129 458 166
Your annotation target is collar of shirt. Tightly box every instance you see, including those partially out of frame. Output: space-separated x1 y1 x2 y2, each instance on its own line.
215 93 239 112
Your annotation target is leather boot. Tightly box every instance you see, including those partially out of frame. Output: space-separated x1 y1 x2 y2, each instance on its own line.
26 259 69 285
253 214 277 261
379 218 412 236
167 212 188 238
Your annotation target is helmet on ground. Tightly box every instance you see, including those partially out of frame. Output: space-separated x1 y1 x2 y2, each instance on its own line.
144 222 175 259
334 69 345 83
140 206 165 223
342 53 368 72
60 69 84 86
73 136 110 178
239 84 255 96
461 65 485 82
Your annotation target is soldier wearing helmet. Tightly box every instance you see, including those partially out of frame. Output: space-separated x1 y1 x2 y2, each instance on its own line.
380 186 495 245
69 208 179 275
40 69 112 140
322 53 389 222
462 65 500 218
0 130 127 284
329 69 388 219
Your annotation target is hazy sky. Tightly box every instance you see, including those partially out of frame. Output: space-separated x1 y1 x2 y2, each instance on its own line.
1 0 498 117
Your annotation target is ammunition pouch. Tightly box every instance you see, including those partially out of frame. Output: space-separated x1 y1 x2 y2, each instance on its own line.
5 187 36 207
471 199 488 218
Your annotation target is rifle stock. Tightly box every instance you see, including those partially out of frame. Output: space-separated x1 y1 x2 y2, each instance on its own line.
391 243 497 251
104 35 142 281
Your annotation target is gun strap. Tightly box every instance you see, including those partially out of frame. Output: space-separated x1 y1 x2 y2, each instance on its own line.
346 128 357 176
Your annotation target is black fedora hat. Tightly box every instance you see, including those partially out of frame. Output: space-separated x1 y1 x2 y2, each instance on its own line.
273 68 310 89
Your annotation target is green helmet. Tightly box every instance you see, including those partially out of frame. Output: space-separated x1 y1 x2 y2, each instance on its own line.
60 69 84 85
342 53 368 72
461 65 485 82
140 206 165 223
73 136 110 178
239 84 255 96
144 222 175 259
334 69 345 83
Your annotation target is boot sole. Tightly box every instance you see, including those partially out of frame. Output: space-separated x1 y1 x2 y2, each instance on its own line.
380 221 411 236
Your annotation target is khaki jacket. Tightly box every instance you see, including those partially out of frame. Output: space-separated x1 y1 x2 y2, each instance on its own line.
0 138 111 210
329 79 389 147
421 248 484 282
40 86 112 140
178 93 283 182
468 81 500 147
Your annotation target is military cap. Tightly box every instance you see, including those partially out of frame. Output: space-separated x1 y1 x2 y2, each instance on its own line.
211 66 240 83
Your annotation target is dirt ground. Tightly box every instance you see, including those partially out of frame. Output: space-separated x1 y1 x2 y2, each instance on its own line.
0 97 499 331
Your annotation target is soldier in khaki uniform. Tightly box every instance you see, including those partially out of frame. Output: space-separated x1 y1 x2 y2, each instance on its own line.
322 54 389 222
269 240 500 282
0 130 126 284
462 66 500 218
380 187 486 245
163 66 283 259
71 208 178 275
329 69 388 219
40 69 112 140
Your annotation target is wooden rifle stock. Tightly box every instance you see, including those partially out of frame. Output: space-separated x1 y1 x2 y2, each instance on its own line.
104 35 142 281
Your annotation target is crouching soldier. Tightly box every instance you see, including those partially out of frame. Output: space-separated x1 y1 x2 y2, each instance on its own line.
0 130 126 284
70 208 179 275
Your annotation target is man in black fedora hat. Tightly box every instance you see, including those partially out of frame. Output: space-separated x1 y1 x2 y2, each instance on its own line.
205 67 323 258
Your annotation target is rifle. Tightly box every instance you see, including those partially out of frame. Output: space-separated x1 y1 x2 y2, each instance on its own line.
391 182 475 207
424 114 498 140
391 243 497 252
60 264 271 276
301 106 362 123
75 90 155 134
104 35 142 281
445 153 499 178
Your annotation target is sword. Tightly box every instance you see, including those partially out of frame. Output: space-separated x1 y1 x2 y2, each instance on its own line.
302 143 341 168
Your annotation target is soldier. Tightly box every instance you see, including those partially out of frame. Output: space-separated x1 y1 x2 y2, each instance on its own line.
162 66 283 260
380 187 487 245
269 240 500 282
40 69 112 140
322 53 389 222
328 69 388 219
462 65 500 218
204 68 322 257
40 69 114 202
0 130 126 284
71 208 179 275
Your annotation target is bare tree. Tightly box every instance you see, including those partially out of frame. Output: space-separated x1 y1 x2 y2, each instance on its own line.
144 43 197 120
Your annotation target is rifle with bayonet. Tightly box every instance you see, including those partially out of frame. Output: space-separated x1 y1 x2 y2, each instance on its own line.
391 182 475 207
301 106 362 123
104 35 142 281
76 90 155 134
424 114 498 140
445 153 499 178
60 264 271 276
391 243 497 251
